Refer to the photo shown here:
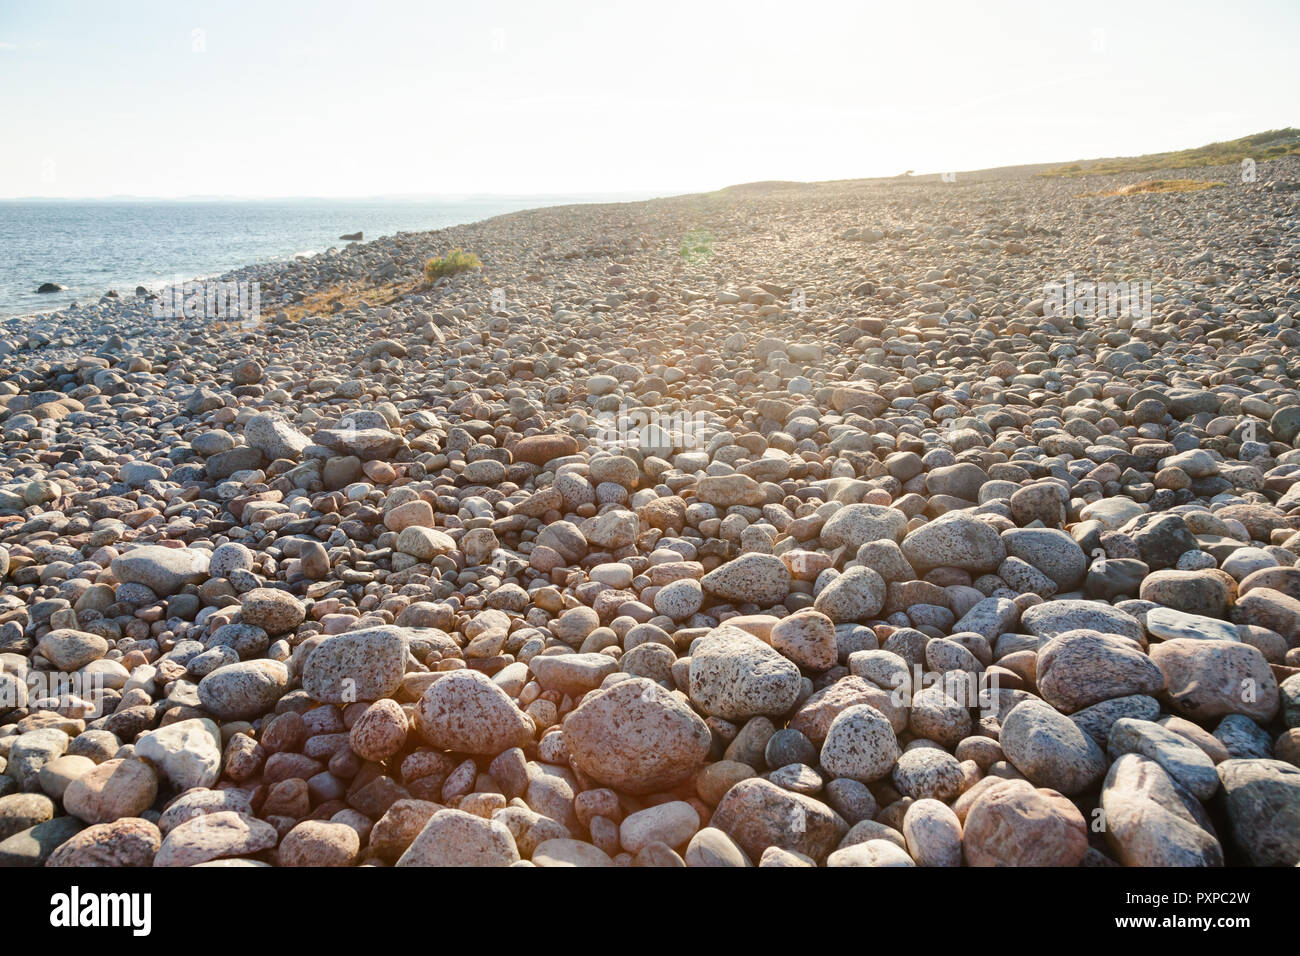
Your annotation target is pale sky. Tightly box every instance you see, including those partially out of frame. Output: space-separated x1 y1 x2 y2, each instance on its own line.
1 0 1296 198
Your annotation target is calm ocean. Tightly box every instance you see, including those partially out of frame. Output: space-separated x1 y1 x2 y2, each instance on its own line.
0 196 638 319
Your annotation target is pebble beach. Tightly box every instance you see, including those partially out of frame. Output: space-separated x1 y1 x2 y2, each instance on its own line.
1 157 1299 869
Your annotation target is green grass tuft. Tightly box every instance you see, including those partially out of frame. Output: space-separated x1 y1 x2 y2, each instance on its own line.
679 229 714 265
424 248 482 283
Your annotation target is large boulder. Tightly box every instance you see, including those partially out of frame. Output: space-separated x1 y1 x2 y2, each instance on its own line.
710 779 847 863
1107 718 1219 800
154 811 277 867
819 704 900 783
962 780 1088 867
1002 528 1088 591
812 566 886 623
63 759 159 825
700 554 791 606
413 670 534 755
563 678 711 794
901 513 1006 573
396 809 519 867
1000 700 1107 795
688 626 802 720
197 660 290 720
45 818 161 867
820 504 908 550
1020 599 1142 643
244 413 311 461
302 626 409 704
1100 754 1223 866
1036 630 1164 714
1216 758 1300 866
135 718 223 791
111 546 209 597
1149 639 1279 723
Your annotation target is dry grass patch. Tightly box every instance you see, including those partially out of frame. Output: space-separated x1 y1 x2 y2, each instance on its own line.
1087 179 1226 197
214 279 420 330
287 280 418 321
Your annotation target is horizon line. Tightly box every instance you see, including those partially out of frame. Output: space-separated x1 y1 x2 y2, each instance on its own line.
0 189 707 203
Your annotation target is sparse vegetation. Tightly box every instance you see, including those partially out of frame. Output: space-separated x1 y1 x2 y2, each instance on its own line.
1039 128 1300 178
1086 179 1226 197
423 248 482 283
680 229 714 264
270 279 418 324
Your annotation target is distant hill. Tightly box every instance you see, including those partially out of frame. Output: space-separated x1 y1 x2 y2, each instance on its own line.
1039 128 1300 178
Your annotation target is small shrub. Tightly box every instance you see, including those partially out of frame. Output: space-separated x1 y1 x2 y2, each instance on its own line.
424 249 482 283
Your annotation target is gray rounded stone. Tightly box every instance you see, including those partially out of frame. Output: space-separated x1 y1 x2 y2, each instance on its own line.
197 660 290 720
820 704 900 782
688 625 802 720
1001 699 1107 795
301 626 408 704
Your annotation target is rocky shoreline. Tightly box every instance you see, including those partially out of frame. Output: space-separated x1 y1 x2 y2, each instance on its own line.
1 157 1298 867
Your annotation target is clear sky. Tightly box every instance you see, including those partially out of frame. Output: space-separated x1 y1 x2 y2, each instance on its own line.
1 0 1296 198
